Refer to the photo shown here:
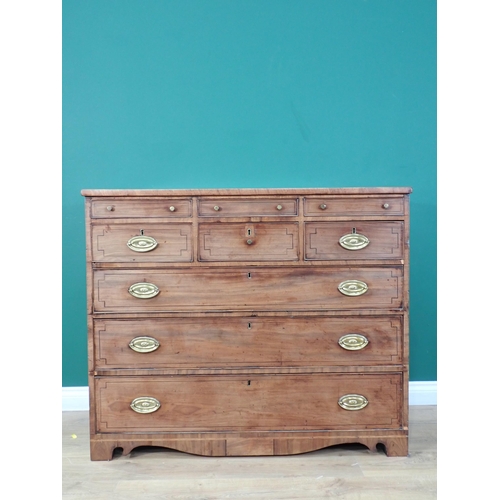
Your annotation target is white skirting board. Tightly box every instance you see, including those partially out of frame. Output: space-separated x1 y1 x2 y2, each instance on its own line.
62 381 437 411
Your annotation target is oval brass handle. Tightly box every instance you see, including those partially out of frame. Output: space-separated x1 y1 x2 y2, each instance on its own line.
213 205 220 211
128 282 160 299
319 204 327 210
127 235 158 253
169 206 176 212
382 203 390 209
338 334 369 350
130 397 161 414
276 204 283 211
338 280 368 296
129 336 160 353
339 233 370 251
106 205 115 211
338 394 368 411
246 239 253 245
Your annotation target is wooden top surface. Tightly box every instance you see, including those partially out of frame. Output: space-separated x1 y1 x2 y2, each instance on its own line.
81 187 412 197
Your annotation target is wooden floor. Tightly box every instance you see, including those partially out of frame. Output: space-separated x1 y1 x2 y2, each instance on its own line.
62 406 436 499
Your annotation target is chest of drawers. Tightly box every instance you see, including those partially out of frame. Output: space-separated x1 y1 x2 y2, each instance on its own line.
82 187 411 460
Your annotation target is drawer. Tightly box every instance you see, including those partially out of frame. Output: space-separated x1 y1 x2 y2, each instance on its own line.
93 316 403 369
305 222 404 260
95 374 402 432
304 196 404 216
91 198 192 218
91 224 193 263
93 267 403 312
198 198 298 217
199 223 299 261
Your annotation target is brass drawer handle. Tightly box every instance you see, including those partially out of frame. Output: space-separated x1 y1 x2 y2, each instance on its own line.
338 334 369 350
130 397 161 414
213 205 220 211
338 394 368 411
338 280 368 296
246 239 253 245
382 203 390 209
129 336 160 353
127 235 158 253
106 205 115 211
339 232 370 251
128 282 160 299
169 206 176 212
319 203 327 210
276 204 283 211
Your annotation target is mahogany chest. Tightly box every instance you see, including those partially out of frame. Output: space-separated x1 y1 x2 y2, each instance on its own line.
81 187 411 460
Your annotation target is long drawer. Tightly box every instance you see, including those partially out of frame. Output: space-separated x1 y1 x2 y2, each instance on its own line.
93 267 404 312
95 373 403 432
93 316 403 369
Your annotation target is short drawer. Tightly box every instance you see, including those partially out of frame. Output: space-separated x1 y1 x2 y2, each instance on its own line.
198 198 298 217
93 316 403 369
93 267 404 313
91 224 193 262
199 223 299 261
304 196 405 216
305 221 404 260
91 198 192 218
95 373 403 432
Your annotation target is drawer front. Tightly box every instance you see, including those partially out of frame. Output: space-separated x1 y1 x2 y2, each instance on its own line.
199 223 299 262
305 222 404 260
304 196 404 216
95 374 402 432
91 198 192 218
93 316 403 369
92 224 193 262
198 198 298 217
93 267 403 312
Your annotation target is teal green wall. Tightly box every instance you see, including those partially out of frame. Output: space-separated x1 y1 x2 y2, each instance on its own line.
63 0 436 386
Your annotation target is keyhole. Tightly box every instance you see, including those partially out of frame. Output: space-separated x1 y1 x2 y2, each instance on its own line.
247 229 252 236
248 322 252 329
247 380 251 386
140 229 144 235
352 228 356 234
248 272 252 279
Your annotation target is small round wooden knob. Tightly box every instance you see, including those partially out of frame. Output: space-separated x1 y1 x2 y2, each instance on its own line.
213 205 220 211
382 203 390 209
169 206 176 212
106 205 115 211
320 204 327 210
246 239 253 245
276 204 283 211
